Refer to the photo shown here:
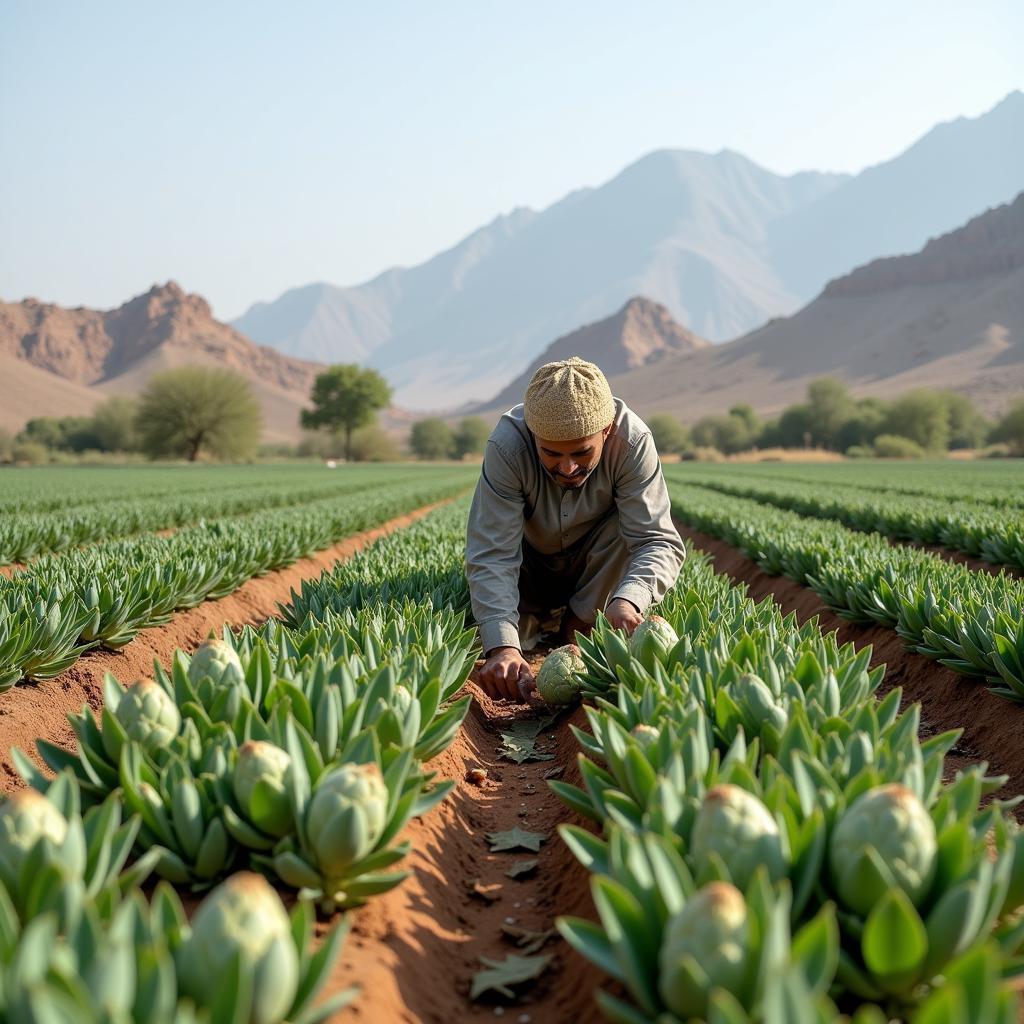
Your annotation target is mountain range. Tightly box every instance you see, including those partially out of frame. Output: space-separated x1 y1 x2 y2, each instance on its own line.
600 191 1024 422
0 283 324 442
233 91 1024 409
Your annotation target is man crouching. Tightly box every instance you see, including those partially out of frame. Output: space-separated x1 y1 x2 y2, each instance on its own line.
466 356 685 702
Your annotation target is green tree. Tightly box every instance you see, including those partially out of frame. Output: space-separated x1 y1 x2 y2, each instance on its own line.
943 392 990 449
453 417 491 458
806 378 855 449
349 425 401 462
409 417 454 460
882 390 951 452
768 404 815 449
990 398 1024 454
836 397 887 451
136 366 262 462
0 428 14 463
648 414 690 455
301 365 391 462
91 395 142 451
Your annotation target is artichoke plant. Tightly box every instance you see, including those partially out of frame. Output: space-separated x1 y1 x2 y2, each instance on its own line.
0 874 357 1024
536 644 584 705
258 725 453 912
628 614 679 674
0 771 158 928
658 881 751 1019
187 638 245 688
223 740 295 847
690 784 789 891
829 783 937 917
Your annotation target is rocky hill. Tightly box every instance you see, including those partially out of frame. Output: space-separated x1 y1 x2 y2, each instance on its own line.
0 282 325 441
605 193 1024 422
476 297 709 412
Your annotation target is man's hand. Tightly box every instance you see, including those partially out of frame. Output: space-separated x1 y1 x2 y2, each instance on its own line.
605 597 643 635
478 646 535 702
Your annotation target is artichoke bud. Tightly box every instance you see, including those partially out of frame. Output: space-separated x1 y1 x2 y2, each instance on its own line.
179 872 299 1024
115 678 181 757
829 783 937 916
0 790 69 879
187 640 245 687
391 684 414 717
306 762 389 877
659 881 750 1019
234 741 293 838
630 724 661 751
691 784 787 890
629 615 679 673
536 645 584 705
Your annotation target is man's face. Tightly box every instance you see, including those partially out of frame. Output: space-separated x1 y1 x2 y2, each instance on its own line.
534 426 612 488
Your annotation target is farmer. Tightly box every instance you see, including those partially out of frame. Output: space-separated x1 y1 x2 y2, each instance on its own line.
466 356 686 702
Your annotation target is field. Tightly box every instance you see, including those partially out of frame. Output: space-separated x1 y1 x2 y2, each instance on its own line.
3 459 1024 1023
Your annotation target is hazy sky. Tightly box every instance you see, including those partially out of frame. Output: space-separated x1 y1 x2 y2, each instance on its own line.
1 0 1021 321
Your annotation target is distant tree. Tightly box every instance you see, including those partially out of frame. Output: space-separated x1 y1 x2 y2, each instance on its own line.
882 390 951 452
409 418 454 460
770 404 816 449
836 397 887 451
806 378 855 449
301 365 391 462
453 417 491 458
690 413 752 455
91 395 142 452
0 428 14 463
990 398 1024 455
648 414 690 455
728 404 760 436
942 392 990 449
349 425 401 462
136 366 262 462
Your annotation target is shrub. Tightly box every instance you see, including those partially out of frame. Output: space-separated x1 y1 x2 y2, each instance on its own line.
872 434 926 459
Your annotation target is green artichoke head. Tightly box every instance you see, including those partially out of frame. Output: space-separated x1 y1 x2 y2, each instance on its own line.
0 790 69 879
829 783 937 916
305 762 389 878
187 639 245 687
536 644 584 705
392 684 414 716
179 872 298 1024
234 741 294 838
630 724 661 751
691 783 787 890
115 678 181 755
659 881 750 1019
628 614 679 672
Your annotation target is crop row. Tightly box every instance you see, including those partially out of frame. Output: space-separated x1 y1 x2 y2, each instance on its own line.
552 552 1024 1022
0 465 470 565
663 466 1024 571
0 471 472 692
1 499 476 1020
666 482 1024 705
666 461 1024 510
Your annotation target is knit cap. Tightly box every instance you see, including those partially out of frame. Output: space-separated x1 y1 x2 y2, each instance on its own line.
523 356 615 441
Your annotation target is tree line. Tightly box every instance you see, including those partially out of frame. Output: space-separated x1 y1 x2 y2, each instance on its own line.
647 379 1024 458
5 365 1022 465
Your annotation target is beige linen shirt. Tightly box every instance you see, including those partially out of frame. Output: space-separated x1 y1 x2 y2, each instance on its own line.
466 398 686 653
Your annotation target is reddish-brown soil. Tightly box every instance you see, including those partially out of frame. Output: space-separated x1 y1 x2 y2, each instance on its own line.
676 523 1024 806
326 672 602 1023
0 500 450 790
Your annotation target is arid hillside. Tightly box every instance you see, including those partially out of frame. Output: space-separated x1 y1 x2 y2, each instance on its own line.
0 282 325 442
475 296 709 413
606 192 1024 421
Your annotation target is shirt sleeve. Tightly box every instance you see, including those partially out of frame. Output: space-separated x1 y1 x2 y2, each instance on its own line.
465 439 526 654
610 432 686 612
